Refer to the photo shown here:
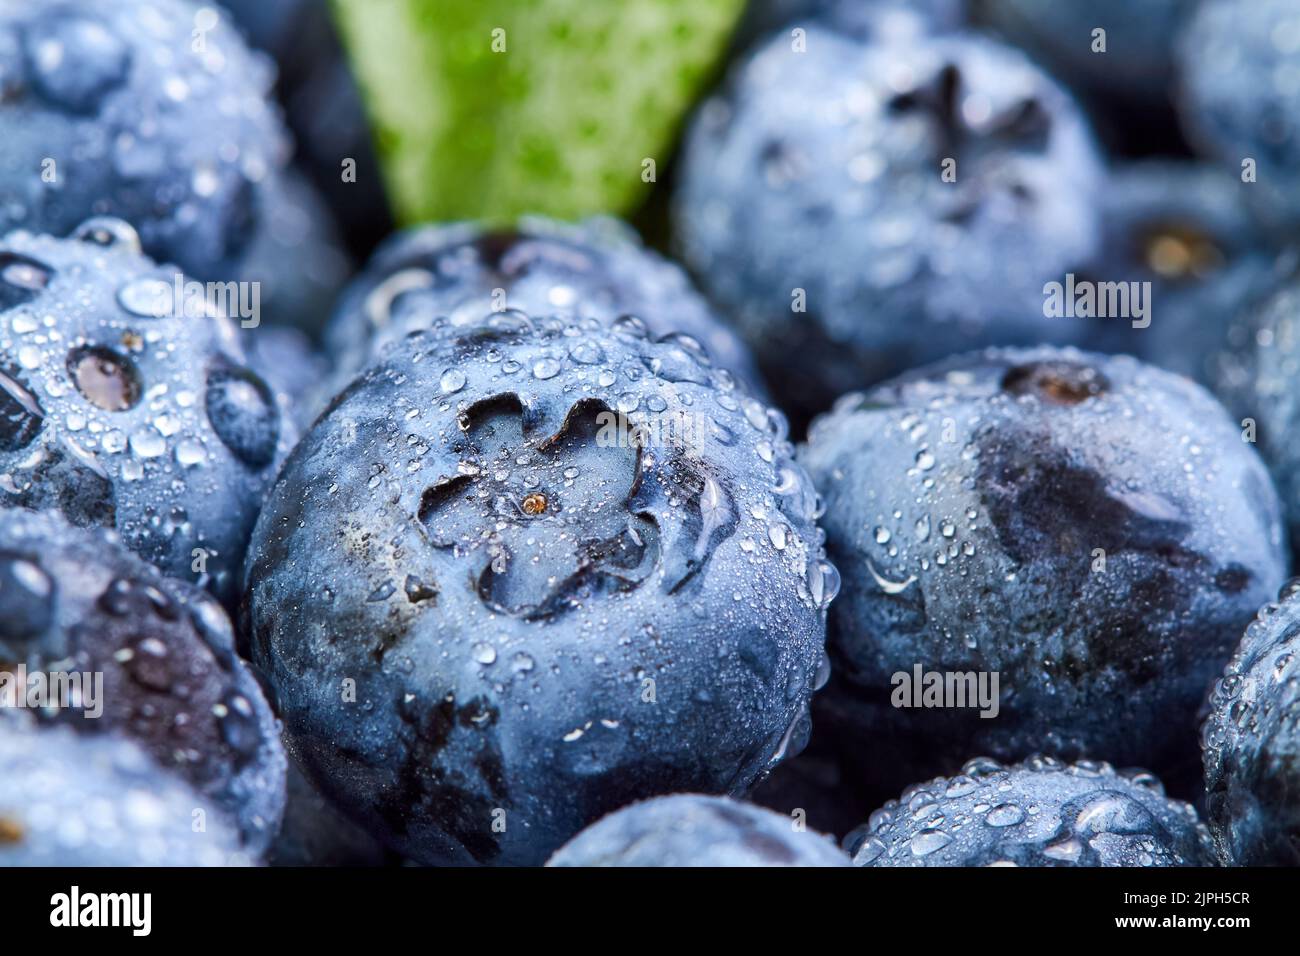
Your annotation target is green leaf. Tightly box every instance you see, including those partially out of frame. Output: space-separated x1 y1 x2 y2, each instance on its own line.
332 0 745 225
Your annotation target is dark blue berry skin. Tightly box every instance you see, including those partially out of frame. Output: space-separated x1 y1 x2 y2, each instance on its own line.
0 0 348 331
269 756 394 867
547 794 850 867
1210 278 1300 557
0 508 286 854
1202 581 1300 865
1083 161 1293 375
847 756 1213 867
675 27 1103 418
0 716 247 866
1177 0 1300 224
977 0 1197 103
322 217 767 408
244 313 835 866
0 221 293 604
800 347 1286 786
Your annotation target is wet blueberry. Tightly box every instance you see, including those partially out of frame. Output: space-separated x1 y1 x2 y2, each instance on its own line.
0 508 286 853
547 794 850 867
0 222 293 603
800 347 1287 787
847 756 1213 866
1202 580 1300 865
245 313 834 865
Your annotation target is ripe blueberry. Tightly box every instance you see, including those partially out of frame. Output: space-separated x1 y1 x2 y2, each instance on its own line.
245 312 835 865
0 221 292 603
847 756 1213 866
800 347 1286 785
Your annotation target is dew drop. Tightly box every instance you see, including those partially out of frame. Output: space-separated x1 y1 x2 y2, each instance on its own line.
439 369 466 394
116 278 173 318
909 828 951 857
985 803 1026 828
532 358 561 380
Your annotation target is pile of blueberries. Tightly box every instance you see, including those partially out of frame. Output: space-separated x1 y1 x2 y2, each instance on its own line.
1 0 1299 868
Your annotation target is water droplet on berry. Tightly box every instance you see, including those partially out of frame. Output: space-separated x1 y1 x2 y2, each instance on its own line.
68 347 141 411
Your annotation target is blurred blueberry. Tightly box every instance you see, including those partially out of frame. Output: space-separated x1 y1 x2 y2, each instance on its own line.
1083 160 1293 375
0 0 347 330
547 794 850 866
235 170 352 336
1211 275 1300 555
240 323 331 433
733 0 964 53
976 0 1196 103
676 27 1103 419
0 717 248 866
1177 0 1300 224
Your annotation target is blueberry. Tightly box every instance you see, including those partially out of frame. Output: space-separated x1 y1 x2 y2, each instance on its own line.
546 794 850 866
1211 277 1300 555
0 716 247 866
245 312 834 865
846 756 1213 866
1083 160 1293 374
0 508 286 853
1177 0 1300 222
1202 580 1300 865
0 221 292 602
977 0 1196 102
0 0 345 330
675 27 1103 418
800 347 1286 785
322 217 766 406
